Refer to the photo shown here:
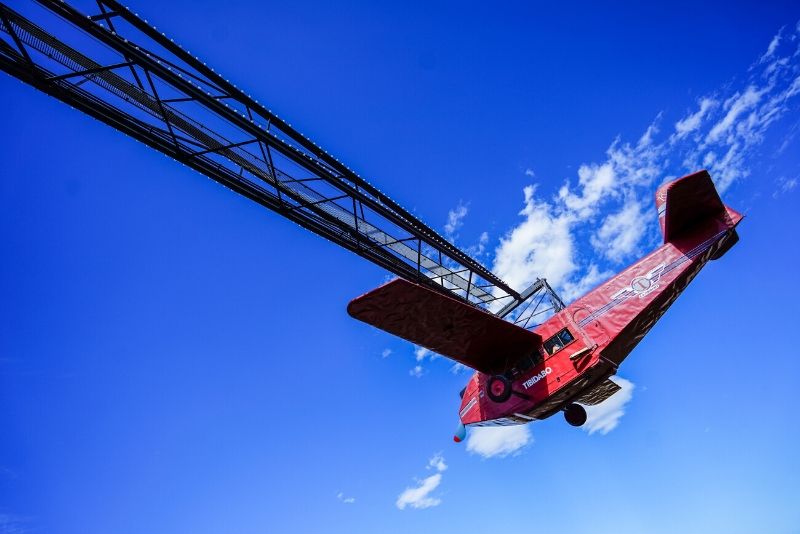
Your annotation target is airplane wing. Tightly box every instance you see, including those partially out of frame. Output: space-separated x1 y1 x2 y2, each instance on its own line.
347 279 542 375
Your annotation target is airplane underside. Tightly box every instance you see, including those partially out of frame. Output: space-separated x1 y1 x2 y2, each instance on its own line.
350 170 743 436
463 172 742 430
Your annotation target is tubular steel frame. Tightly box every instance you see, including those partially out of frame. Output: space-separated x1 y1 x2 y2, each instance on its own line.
0 0 565 316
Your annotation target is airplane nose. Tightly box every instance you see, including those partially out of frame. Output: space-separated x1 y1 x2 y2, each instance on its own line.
453 422 466 443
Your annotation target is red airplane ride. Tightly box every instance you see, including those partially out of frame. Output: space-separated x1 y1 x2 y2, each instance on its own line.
348 170 742 441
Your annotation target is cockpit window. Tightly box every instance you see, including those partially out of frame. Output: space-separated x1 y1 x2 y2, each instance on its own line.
558 328 574 345
544 328 575 355
544 338 562 355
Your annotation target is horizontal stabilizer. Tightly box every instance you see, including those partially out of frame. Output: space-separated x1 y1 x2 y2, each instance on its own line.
575 378 621 406
347 279 541 375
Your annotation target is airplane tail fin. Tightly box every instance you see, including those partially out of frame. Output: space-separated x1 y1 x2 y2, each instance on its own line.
655 170 742 258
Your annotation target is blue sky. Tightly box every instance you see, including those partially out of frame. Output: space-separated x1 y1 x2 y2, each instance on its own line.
1 1 800 532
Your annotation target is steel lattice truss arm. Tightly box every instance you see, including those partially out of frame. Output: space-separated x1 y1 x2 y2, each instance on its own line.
0 0 565 315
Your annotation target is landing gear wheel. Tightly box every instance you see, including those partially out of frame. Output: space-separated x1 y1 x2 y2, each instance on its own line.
564 403 587 427
486 375 512 403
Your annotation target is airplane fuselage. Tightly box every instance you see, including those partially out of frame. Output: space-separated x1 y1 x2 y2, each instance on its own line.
458 202 742 428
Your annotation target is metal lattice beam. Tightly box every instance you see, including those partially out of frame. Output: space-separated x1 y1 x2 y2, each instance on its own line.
0 0 565 315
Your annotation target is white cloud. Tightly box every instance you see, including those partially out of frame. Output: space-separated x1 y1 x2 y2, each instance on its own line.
759 28 783 64
492 185 576 295
396 454 447 510
444 201 469 241
560 263 613 303
524 168 536 177
466 425 532 458
706 86 765 144
396 474 442 510
381 348 392 358
491 126 663 305
674 98 717 138
680 31 800 192
774 175 798 197
559 161 617 218
590 198 648 263
427 453 447 472
467 230 490 257
583 377 635 435
408 345 440 377
393 343 445 378
449 362 468 374
337 492 356 504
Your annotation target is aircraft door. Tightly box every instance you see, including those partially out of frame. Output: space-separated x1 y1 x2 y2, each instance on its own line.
542 320 589 383
571 306 610 349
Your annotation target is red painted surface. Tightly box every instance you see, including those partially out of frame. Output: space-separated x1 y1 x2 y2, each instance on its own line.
350 170 742 429
347 278 541 375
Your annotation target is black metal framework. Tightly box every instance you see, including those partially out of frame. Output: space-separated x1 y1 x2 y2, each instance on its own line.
0 0 565 316
496 278 565 328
